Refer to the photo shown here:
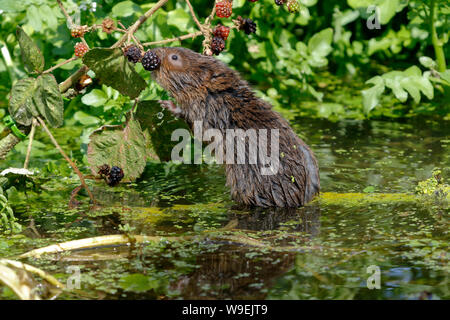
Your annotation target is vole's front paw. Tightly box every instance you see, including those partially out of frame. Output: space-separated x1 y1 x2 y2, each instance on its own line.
158 100 182 116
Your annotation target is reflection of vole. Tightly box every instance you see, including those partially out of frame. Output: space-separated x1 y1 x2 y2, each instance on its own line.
151 47 319 207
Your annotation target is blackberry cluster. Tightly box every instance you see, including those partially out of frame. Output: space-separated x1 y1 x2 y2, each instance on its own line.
107 166 124 186
71 25 88 38
141 50 161 71
241 18 257 35
74 42 89 58
216 1 233 18
125 46 142 63
213 25 230 40
211 37 226 55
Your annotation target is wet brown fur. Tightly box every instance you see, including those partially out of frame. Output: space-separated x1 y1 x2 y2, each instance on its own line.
151 47 320 207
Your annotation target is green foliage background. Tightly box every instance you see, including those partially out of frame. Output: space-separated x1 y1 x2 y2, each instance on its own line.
1 0 449 125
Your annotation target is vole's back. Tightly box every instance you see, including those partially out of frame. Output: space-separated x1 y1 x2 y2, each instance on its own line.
152 47 320 207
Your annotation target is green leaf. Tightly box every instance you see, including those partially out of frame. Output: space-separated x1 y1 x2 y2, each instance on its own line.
87 120 150 181
83 48 146 99
111 1 142 17
81 89 108 107
300 0 317 6
411 76 434 100
419 56 437 69
135 100 189 161
34 74 64 127
16 26 45 74
167 8 192 30
73 111 100 126
400 79 421 103
362 76 385 114
8 77 39 126
26 5 42 32
308 28 333 57
119 274 159 293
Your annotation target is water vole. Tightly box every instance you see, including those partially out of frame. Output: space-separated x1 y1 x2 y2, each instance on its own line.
151 47 319 207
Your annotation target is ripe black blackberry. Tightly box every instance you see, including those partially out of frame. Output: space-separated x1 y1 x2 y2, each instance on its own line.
141 50 161 71
125 46 142 63
107 166 124 186
211 36 225 55
275 0 286 5
242 18 257 35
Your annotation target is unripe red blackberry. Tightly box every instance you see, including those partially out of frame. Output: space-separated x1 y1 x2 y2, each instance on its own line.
107 166 124 186
71 25 88 38
275 0 286 5
287 0 300 13
211 36 225 55
213 25 230 40
141 50 161 71
74 42 89 57
216 1 232 18
248 0 259 2
124 45 142 63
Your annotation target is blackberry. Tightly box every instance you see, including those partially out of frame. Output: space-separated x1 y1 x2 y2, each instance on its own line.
141 50 161 71
71 25 88 38
74 42 89 58
216 1 232 18
211 36 226 55
107 166 124 186
248 0 258 2
242 18 257 35
125 45 142 63
287 0 300 13
213 25 230 40
98 164 111 177
274 0 286 5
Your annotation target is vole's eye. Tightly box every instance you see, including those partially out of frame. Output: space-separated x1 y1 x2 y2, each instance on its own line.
171 54 178 60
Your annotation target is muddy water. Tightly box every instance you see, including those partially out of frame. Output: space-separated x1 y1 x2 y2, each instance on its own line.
1 118 449 300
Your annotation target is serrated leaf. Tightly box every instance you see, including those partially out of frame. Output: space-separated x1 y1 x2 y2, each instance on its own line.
135 100 189 161
87 120 149 181
83 48 146 99
8 77 39 126
34 74 64 127
16 26 45 73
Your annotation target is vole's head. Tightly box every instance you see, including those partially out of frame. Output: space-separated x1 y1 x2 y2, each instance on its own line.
151 47 239 103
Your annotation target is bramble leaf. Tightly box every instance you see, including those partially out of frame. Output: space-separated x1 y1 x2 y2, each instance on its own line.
16 26 45 74
83 48 146 99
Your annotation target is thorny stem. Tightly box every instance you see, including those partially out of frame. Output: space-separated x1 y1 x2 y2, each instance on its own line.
43 56 78 74
36 117 95 204
23 119 37 170
186 0 206 35
142 31 204 46
57 0 73 29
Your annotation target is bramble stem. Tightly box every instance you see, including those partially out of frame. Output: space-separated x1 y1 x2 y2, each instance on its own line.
23 119 37 169
43 57 78 74
143 31 204 46
37 117 95 204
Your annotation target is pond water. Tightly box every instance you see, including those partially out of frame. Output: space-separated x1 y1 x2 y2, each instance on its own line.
1 117 449 300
